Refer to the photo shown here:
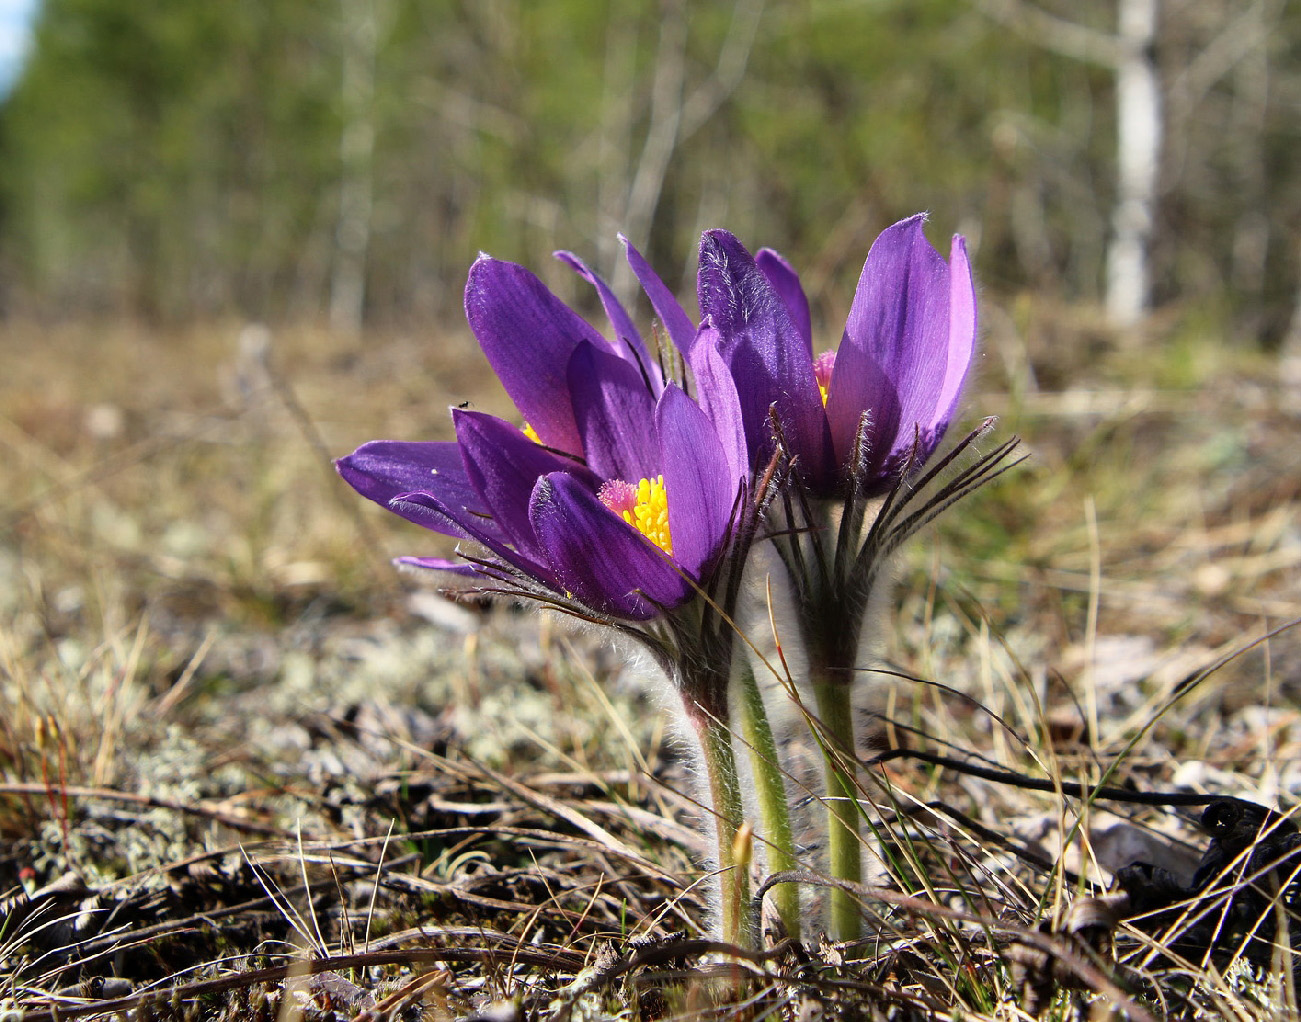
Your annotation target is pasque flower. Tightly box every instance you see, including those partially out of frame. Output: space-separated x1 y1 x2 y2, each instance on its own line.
694 213 976 495
337 244 798 947
338 251 746 622
693 214 1020 940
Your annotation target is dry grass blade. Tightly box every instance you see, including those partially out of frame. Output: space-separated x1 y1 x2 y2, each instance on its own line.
0 781 295 837
459 757 683 886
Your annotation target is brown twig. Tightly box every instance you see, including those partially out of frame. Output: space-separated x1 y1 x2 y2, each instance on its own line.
12 940 589 1022
0 782 295 837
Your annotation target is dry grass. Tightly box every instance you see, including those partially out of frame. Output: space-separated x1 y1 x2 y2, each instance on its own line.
0 306 1299 1020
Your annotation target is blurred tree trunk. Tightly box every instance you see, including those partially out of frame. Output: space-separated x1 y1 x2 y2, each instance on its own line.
977 0 1162 327
1106 0 1160 329
330 0 380 334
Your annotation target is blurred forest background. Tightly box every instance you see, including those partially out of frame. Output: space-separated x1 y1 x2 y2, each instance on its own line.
1 0 1299 348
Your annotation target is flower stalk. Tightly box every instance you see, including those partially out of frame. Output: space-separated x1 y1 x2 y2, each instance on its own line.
732 655 801 940
811 670 862 941
691 703 750 947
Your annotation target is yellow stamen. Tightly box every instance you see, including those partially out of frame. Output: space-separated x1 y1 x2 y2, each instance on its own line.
522 422 541 444
813 350 836 407
623 475 673 555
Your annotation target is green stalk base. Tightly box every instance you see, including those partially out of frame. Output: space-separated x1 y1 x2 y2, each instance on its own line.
813 678 862 942
696 713 752 948
734 658 801 941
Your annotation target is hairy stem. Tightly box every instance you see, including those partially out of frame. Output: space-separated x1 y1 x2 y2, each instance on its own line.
812 674 862 942
733 656 801 940
694 711 752 948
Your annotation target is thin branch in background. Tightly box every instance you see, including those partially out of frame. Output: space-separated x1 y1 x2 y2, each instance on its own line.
238 324 396 590
1167 0 1280 121
620 0 764 282
678 0 765 140
595 8 637 268
621 1 688 260
971 0 1122 68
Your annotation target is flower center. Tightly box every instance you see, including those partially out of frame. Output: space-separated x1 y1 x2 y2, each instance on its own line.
598 475 673 555
521 422 541 444
814 351 836 406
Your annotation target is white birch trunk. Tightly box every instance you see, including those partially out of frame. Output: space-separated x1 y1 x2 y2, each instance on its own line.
1106 0 1161 328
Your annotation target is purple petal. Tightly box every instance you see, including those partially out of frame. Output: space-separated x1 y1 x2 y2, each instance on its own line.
453 410 592 554
336 440 475 511
555 250 662 394
337 440 502 544
566 342 659 482
655 384 739 577
529 472 690 619
697 229 831 481
935 235 976 437
390 489 559 587
620 234 697 357
756 248 812 357
823 345 902 481
831 214 958 473
464 256 608 454
686 323 748 483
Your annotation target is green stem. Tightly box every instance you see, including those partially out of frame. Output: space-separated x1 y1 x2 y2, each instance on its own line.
812 674 862 942
694 712 751 948
733 657 801 941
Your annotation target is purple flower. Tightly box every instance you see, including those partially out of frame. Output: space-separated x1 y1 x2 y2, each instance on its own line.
695 214 976 495
337 251 747 622
698 216 995 943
